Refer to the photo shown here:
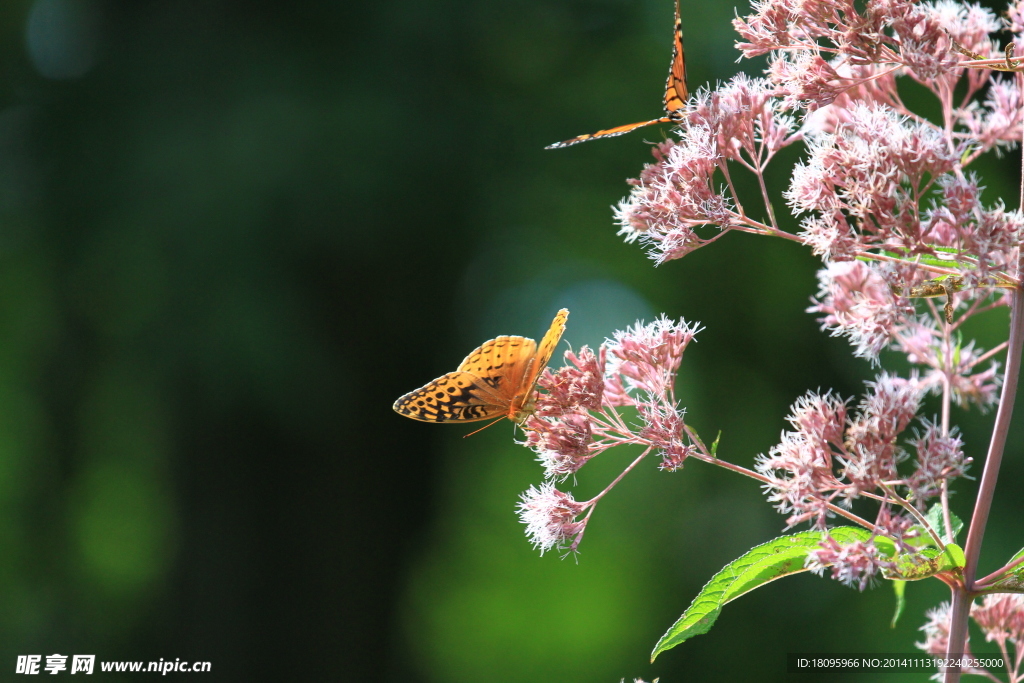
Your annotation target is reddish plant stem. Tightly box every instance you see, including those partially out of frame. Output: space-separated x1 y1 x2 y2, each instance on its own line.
943 280 1024 683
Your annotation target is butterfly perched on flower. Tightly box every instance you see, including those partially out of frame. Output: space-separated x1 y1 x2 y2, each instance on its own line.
393 309 569 424
546 0 688 149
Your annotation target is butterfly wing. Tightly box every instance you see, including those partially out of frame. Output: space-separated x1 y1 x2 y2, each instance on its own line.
514 309 569 415
393 371 512 423
663 0 688 115
531 309 569 382
457 334 539 402
545 117 673 149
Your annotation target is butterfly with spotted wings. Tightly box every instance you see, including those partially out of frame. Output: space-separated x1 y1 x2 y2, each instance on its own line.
546 0 688 149
393 310 569 425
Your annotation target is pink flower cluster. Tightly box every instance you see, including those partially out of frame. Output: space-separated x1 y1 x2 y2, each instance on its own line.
517 483 587 556
513 0 1024 674
811 259 1005 405
516 317 701 554
613 129 732 264
613 75 799 264
735 0 1000 96
971 594 1024 647
917 596 1024 678
756 374 971 588
616 0 1024 378
918 602 955 657
809 260 907 358
806 536 889 591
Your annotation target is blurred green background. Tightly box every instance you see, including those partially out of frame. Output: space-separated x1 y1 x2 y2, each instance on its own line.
0 0 1021 681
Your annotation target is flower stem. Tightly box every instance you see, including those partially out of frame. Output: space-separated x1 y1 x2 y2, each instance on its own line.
943 286 1024 683
686 442 876 531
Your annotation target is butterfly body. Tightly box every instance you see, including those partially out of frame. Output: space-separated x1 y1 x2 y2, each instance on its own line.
546 0 688 149
393 310 569 424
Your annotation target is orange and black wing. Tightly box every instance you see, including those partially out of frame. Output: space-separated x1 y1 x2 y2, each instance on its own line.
545 117 674 149
511 309 569 418
392 371 511 423
520 309 568 396
663 0 688 116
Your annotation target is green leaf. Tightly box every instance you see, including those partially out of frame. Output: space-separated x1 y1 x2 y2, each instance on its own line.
891 580 906 628
922 503 963 544
710 431 721 458
651 527 872 661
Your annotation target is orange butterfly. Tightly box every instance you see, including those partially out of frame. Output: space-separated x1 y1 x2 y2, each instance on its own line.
546 0 688 149
393 309 569 424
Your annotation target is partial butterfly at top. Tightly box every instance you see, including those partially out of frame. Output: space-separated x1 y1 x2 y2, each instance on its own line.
546 0 688 149
393 309 569 426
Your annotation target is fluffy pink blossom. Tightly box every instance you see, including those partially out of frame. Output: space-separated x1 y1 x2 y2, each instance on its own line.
735 0 996 99
806 536 892 591
517 317 701 552
918 602 954 656
756 430 838 529
758 375 944 529
797 213 859 261
809 260 905 359
604 316 701 399
787 103 957 249
613 127 731 264
841 374 923 495
892 2 972 83
770 51 848 111
1008 0 1024 35
523 410 594 480
908 333 1003 409
906 421 970 502
689 75 797 160
533 346 605 416
734 0 896 64
788 391 849 450
756 391 848 528
959 77 1024 155
805 63 903 135
970 594 1024 644
945 355 1001 409
636 402 691 471
517 484 587 555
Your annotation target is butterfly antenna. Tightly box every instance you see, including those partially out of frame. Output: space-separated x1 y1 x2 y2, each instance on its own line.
463 416 505 438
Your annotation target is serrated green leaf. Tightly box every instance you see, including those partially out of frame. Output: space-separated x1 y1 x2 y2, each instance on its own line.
922 503 963 544
651 527 872 661
891 580 906 628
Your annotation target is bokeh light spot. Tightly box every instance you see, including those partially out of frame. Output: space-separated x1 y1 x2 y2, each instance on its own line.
25 0 100 80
